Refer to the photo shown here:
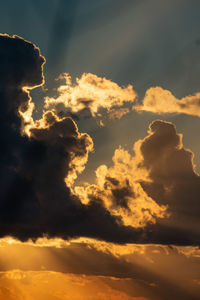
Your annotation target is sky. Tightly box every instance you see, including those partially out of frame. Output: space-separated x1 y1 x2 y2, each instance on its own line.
1 0 200 299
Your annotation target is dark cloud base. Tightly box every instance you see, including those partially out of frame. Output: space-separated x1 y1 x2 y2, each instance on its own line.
0 34 200 246
0 34 137 243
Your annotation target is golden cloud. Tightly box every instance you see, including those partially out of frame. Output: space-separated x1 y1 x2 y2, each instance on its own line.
44 73 136 118
134 86 200 116
74 133 169 228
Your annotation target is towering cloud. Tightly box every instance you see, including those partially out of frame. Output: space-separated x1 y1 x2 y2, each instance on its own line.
75 149 168 228
0 34 103 241
1 34 200 246
0 34 143 244
75 120 200 245
138 120 200 243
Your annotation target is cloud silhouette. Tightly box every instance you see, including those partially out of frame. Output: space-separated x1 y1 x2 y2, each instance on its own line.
76 119 200 245
1 34 200 246
0 34 142 243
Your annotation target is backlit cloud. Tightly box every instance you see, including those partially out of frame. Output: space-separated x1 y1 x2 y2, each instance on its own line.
44 72 136 119
134 86 200 117
75 149 168 228
0 34 152 244
0 34 121 242
0 237 200 300
1 33 200 246
75 119 200 245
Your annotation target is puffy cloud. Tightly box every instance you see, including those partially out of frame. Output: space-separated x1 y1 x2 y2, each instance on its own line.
75 158 167 228
0 33 159 245
1 33 200 246
0 34 45 88
134 86 200 116
137 120 200 243
0 34 132 243
131 119 200 244
44 73 136 119
75 119 200 245
74 124 171 228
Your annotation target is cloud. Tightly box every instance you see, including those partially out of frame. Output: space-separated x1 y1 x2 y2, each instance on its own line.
0 269 151 300
1 33 200 246
0 237 200 299
75 119 200 245
133 119 200 244
0 33 151 244
44 72 136 120
75 155 168 228
109 107 131 120
0 34 118 242
48 76 200 119
134 86 200 117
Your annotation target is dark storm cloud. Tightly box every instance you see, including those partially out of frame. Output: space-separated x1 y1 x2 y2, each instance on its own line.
76 119 200 245
137 120 200 245
0 34 143 243
1 34 200 246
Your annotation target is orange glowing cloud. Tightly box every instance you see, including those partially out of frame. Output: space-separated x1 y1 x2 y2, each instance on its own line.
109 107 131 120
134 86 200 116
2 33 200 246
0 236 200 300
74 132 169 228
44 73 136 119
19 90 94 187
74 118 200 240
0 270 150 300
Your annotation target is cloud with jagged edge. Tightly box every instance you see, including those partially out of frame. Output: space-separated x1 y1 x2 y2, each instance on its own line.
1 33 200 247
0 34 151 244
134 86 200 117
